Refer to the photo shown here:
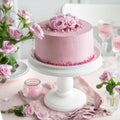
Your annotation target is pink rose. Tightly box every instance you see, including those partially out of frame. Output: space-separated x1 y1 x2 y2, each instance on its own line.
9 26 22 40
23 105 34 116
0 41 15 54
3 0 13 9
35 111 48 120
1 16 14 25
115 87 120 95
99 71 112 82
66 14 78 29
49 15 67 30
30 23 44 39
7 16 14 24
18 10 31 24
0 64 11 78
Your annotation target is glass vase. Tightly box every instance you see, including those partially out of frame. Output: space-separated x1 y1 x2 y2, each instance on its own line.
103 92 120 112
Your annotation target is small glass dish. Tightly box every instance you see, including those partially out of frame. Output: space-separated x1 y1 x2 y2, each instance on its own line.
23 78 41 99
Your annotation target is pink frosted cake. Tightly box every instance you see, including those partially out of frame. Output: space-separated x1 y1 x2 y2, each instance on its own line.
35 14 94 66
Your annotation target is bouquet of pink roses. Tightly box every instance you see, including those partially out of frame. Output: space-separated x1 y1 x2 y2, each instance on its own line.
0 0 44 83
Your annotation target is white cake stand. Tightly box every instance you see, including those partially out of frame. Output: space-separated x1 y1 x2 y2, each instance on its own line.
28 47 103 112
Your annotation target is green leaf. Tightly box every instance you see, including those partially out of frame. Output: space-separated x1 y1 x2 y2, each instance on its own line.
96 82 108 89
0 52 5 60
106 84 115 95
117 82 120 86
5 104 27 117
8 109 14 113
96 83 104 89
15 105 26 111
106 84 111 92
14 110 24 117
7 55 17 65
110 78 116 85
0 53 8 64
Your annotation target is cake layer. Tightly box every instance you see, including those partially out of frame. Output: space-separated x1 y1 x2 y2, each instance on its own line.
35 18 94 66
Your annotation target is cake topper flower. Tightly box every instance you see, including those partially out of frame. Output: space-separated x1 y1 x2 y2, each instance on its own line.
48 14 81 32
0 0 44 83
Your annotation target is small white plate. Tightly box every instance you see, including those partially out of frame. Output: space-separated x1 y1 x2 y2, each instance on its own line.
9 61 29 79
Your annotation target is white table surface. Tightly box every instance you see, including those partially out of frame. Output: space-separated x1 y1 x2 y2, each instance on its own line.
0 57 120 120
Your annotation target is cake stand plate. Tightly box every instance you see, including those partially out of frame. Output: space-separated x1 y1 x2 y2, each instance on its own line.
29 47 103 77
28 47 103 112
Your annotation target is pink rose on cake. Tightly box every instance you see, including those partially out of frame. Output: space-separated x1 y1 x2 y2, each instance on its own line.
66 14 79 30
48 14 80 32
49 14 67 31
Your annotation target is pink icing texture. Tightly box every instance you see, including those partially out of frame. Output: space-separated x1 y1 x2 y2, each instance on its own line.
35 14 94 66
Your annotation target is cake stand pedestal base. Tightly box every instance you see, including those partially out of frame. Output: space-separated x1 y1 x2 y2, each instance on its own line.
44 77 86 112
